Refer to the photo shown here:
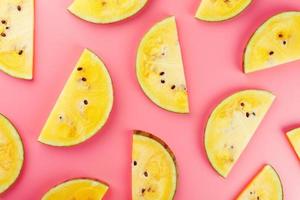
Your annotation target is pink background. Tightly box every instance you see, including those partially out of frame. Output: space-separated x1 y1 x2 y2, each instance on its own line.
0 0 299 199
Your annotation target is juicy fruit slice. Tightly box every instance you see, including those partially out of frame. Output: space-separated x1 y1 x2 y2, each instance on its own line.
237 165 283 200
0 114 24 193
205 90 275 177
38 49 113 146
132 130 177 200
136 17 189 113
41 178 108 200
287 128 300 159
244 12 300 73
0 0 34 79
195 0 251 22
68 0 147 24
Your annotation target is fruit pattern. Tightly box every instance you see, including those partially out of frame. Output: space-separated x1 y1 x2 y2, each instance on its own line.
0 0 299 199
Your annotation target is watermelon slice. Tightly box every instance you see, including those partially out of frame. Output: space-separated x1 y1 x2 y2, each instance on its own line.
38 49 113 146
244 12 300 73
68 0 148 24
0 113 24 194
136 17 189 113
237 165 283 200
195 0 251 22
132 130 177 200
0 0 34 79
205 90 275 177
41 178 108 200
287 128 300 160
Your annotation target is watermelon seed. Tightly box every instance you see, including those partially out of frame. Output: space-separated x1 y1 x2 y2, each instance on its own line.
283 40 287 45
1 33 6 37
250 191 253 195
59 116 63 120
77 67 83 71
161 80 165 84
17 5 22 11
1 20 6 24
240 102 244 107
83 100 88 105
81 77 87 81
269 51 274 55
133 161 137 166
230 145 234 149
147 188 151 192
144 171 148 177
252 112 256 116
159 72 165 76
171 85 176 90
18 50 23 55
141 188 146 194
278 33 283 38
6 27 9 30
257 197 260 200
246 112 250 118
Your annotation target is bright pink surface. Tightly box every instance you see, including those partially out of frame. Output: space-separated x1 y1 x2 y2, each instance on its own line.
0 0 299 199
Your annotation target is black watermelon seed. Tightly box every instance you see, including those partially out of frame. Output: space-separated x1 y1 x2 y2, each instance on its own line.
141 188 146 194
133 161 137 166
1 20 6 24
6 27 9 30
246 112 250 118
17 5 22 11
159 72 165 76
18 50 23 55
77 67 83 71
144 171 148 177
278 34 283 38
1 33 6 37
83 100 88 105
171 85 176 90
81 77 87 81
240 102 244 107
269 51 274 55
161 80 165 84
283 41 287 45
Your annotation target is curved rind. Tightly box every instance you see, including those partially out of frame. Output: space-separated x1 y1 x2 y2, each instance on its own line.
287 128 300 160
244 11 300 73
41 178 109 200
195 0 252 22
136 17 189 113
38 49 113 146
0 113 24 194
205 90 275 177
132 130 177 200
68 0 147 24
237 165 283 200
0 0 34 79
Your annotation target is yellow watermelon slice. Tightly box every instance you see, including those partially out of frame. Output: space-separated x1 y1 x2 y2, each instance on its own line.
41 178 108 200
195 0 252 22
68 0 148 24
287 128 300 160
0 113 24 194
205 90 275 177
132 130 177 200
237 165 283 200
136 17 189 113
0 0 34 79
244 12 300 73
38 49 113 146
